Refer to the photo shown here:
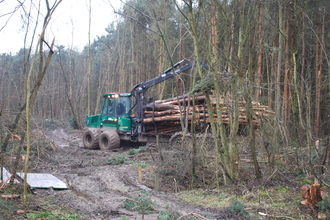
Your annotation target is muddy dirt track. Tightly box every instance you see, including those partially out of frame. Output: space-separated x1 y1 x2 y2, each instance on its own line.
30 127 246 220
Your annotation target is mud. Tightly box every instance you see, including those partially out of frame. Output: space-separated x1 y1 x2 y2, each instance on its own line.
30 127 240 220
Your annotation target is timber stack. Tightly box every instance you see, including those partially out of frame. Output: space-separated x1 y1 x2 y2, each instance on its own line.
143 93 275 134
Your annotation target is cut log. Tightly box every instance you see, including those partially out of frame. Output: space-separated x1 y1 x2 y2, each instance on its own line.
145 104 180 111
144 109 181 118
142 92 274 129
1 194 20 199
143 114 201 123
301 179 323 206
161 95 207 105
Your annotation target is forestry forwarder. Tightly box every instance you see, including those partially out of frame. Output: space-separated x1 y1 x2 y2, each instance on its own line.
83 59 207 150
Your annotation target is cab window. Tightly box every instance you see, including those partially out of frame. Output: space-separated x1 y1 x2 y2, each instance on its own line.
116 96 130 116
102 98 114 116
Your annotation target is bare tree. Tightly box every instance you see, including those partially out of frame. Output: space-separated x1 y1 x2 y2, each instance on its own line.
0 0 24 32
87 0 92 116
1 0 63 208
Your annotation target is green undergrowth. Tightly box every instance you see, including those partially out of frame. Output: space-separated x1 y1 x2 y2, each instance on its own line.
177 185 306 219
319 195 330 217
157 206 180 220
121 191 156 215
26 210 80 220
107 154 129 165
178 189 234 208
121 192 215 219
107 146 149 165
123 195 156 214
0 188 80 220
103 139 322 219
226 199 249 217
0 197 17 219
129 146 148 155
133 161 150 167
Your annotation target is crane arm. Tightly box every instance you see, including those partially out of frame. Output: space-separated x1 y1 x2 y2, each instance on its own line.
130 59 194 125
130 59 192 96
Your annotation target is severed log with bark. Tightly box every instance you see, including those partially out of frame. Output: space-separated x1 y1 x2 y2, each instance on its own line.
143 114 201 123
144 109 182 118
145 104 181 111
142 92 275 133
301 179 323 206
160 95 208 106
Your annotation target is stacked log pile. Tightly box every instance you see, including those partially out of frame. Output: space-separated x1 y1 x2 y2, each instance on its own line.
143 93 275 134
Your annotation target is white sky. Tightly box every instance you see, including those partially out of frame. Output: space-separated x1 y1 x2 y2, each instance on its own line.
0 0 122 54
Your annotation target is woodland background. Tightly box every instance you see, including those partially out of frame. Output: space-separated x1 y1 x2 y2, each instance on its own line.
0 0 330 185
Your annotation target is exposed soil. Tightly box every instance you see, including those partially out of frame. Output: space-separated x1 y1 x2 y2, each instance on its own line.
28 127 245 220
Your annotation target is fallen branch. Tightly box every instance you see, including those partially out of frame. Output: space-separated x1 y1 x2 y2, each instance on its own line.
1 194 20 199
177 212 212 220
258 212 295 219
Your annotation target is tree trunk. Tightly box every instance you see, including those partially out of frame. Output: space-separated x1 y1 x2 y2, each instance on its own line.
87 0 92 116
282 6 289 125
300 11 306 116
23 0 61 208
256 0 263 100
275 0 284 118
315 5 325 138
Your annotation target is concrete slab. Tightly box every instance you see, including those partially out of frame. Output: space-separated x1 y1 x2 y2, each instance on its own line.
1 168 67 189
16 172 68 189
0 167 19 183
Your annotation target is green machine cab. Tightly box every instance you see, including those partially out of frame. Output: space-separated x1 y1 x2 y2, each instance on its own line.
85 93 134 131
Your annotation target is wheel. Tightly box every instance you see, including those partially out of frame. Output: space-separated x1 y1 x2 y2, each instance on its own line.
160 132 193 178
99 130 120 150
169 132 192 147
83 128 100 149
168 132 193 163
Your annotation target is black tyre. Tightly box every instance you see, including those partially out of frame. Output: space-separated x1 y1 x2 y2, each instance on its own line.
160 132 193 178
169 132 192 147
83 128 100 149
167 132 193 162
99 130 120 150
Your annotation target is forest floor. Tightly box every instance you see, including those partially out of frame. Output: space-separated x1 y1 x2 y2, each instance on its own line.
1 121 322 220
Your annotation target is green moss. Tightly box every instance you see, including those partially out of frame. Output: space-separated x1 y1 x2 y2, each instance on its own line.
276 186 290 193
259 191 268 197
177 189 233 208
26 210 80 219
